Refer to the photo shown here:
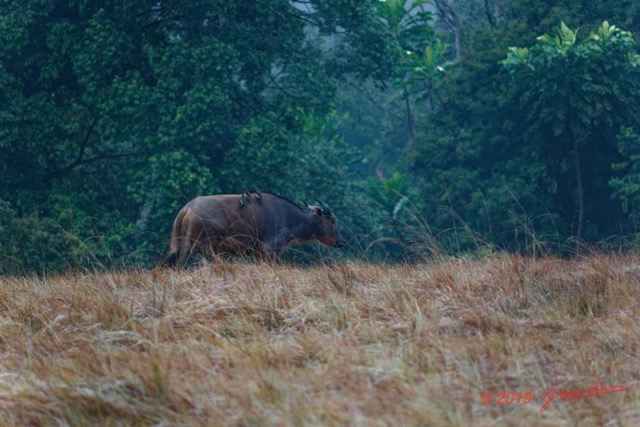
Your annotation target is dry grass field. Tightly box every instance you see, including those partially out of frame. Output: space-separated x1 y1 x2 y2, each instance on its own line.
0 254 639 426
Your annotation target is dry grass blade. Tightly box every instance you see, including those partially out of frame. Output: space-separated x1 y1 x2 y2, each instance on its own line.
0 254 639 425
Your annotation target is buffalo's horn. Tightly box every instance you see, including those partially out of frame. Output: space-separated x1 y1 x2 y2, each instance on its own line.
301 199 310 207
242 185 252 200
312 197 331 214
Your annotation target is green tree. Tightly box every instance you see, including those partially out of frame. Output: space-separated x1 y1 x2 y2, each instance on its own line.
410 4 640 253
408 15 539 252
377 0 435 137
503 21 640 249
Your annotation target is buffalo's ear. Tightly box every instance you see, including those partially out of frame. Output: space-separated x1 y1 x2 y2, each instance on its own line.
311 206 323 220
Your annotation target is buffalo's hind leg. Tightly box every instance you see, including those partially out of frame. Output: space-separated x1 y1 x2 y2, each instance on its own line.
161 252 179 268
176 232 196 267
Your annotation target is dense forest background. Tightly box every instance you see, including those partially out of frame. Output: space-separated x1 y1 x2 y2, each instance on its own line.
1 0 639 273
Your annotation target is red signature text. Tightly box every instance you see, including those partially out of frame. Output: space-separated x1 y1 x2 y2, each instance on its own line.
480 391 533 405
496 391 532 405
540 380 631 413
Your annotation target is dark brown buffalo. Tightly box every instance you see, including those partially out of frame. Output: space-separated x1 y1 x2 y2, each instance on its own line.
162 192 345 267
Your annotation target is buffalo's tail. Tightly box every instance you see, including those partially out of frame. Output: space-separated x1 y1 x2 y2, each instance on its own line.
159 206 188 269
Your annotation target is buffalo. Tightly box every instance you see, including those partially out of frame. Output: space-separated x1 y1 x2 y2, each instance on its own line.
162 191 345 267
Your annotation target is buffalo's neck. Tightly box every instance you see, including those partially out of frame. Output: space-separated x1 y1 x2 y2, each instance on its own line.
281 208 317 243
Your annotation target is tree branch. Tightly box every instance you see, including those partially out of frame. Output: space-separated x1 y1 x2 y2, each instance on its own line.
484 0 496 28
61 117 99 174
266 73 308 101
70 151 145 167
48 118 145 180
434 0 461 59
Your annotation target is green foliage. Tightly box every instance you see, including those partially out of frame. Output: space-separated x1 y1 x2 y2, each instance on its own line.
222 110 363 215
410 11 640 253
376 0 438 139
611 128 640 216
367 172 412 219
399 39 448 104
128 149 217 259
364 172 427 259
4 0 640 272
0 201 65 273
377 0 434 49
0 0 401 272
502 20 640 243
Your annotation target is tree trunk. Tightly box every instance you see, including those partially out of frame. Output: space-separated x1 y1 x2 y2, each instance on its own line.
571 131 584 254
403 86 414 139
484 0 495 27
434 0 461 59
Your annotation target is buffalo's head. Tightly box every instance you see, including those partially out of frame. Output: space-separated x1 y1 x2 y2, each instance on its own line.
310 205 346 248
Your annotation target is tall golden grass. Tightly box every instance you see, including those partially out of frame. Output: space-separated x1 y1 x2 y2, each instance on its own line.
0 254 638 426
